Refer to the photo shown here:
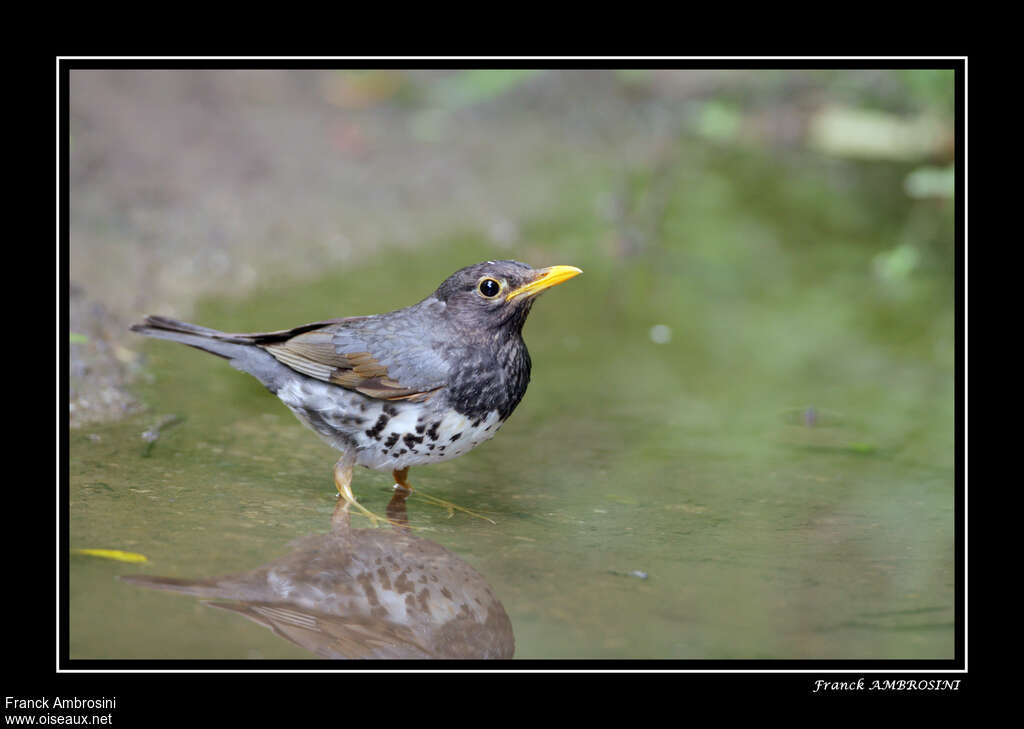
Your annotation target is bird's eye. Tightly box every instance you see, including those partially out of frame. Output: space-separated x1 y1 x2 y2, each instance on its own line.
478 278 502 298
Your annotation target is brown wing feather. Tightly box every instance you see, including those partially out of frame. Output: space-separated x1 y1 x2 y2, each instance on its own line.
263 330 440 402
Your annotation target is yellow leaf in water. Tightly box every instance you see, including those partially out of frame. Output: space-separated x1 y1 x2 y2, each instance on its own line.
73 549 148 563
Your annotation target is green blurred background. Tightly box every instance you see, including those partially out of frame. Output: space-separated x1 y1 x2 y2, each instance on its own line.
68 68 957 660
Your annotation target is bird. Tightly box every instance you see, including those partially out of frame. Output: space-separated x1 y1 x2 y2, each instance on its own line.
131 260 582 525
119 493 516 659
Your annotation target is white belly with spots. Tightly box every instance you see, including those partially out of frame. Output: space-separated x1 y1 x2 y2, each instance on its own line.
356 406 503 471
275 378 504 472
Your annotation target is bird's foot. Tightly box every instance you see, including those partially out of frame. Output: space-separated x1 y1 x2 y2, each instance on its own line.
335 494 404 529
391 468 496 524
394 482 496 524
335 457 409 529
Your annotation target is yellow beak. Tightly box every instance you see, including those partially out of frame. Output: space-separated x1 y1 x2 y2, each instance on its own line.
505 265 583 302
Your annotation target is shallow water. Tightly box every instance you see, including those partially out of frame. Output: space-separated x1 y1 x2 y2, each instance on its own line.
68 145 956 660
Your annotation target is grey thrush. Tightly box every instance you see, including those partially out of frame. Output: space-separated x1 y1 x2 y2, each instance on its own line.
131 260 582 525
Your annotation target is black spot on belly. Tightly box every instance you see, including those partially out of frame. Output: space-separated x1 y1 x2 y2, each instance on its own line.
403 433 424 449
450 432 462 442
471 418 481 428
399 449 407 455
426 422 440 441
384 432 400 448
415 423 426 434
383 404 399 416
365 414 389 440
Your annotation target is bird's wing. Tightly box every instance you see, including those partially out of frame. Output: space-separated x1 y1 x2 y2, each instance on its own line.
261 304 450 402
205 601 434 659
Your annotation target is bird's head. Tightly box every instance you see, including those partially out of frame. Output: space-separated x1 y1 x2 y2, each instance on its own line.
431 260 582 334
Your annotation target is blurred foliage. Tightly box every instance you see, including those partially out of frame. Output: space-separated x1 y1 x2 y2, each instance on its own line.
320 68 956 166
904 165 955 199
692 100 743 142
873 242 922 282
432 69 542 108
897 69 956 117
323 68 955 118
320 70 406 109
802 69 954 118
406 70 544 141
809 105 951 161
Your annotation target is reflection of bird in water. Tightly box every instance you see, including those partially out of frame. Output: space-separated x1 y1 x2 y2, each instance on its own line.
120 494 514 659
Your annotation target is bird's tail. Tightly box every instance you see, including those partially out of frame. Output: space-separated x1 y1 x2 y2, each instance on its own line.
130 315 308 393
130 315 262 358
117 573 224 597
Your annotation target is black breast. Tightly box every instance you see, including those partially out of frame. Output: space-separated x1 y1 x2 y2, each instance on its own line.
445 336 531 421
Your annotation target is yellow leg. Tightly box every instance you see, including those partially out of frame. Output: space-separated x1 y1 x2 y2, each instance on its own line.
392 467 496 524
334 453 398 528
